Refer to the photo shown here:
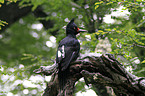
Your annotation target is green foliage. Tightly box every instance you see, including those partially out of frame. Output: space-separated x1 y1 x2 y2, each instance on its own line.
75 80 86 93
0 13 55 95
0 0 18 7
0 0 145 95
93 0 145 77
0 0 9 29
0 20 8 30
0 0 4 7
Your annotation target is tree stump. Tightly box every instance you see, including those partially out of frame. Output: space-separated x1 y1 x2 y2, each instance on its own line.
34 53 145 96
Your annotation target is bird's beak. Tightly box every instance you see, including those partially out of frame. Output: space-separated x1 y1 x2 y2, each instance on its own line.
78 29 87 32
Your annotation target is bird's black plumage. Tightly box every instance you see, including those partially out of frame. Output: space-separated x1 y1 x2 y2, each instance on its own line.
56 19 80 90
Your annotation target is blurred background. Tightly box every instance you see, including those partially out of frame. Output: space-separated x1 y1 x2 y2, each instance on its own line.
0 0 145 96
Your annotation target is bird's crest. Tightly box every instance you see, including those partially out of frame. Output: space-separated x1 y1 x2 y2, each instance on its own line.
66 18 75 28
70 18 74 23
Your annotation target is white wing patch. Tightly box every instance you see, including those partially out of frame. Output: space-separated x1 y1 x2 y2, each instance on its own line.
57 45 65 58
62 45 65 58
58 51 62 58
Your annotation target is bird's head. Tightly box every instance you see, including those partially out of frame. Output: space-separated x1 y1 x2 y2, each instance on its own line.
66 18 86 35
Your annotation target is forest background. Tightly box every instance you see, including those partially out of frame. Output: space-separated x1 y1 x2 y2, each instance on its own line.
0 0 145 96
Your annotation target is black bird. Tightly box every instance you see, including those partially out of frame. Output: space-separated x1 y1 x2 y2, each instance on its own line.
56 18 86 90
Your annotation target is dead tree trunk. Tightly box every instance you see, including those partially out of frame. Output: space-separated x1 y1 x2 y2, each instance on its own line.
34 53 145 96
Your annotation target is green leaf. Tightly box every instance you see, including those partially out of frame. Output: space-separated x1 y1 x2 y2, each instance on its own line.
141 37 145 40
95 2 100 5
136 0 143 1
141 60 145 64
105 29 111 31
0 0 4 3
95 5 99 9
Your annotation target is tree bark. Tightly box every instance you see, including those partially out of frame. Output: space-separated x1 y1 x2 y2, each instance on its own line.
34 53 145 96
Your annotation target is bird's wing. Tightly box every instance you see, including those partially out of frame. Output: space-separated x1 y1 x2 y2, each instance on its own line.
56 41 80 71
61 47 78 71
56 45 65 64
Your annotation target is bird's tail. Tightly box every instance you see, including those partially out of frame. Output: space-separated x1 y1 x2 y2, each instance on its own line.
58 67 69 91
